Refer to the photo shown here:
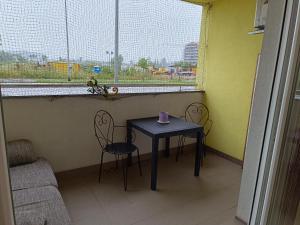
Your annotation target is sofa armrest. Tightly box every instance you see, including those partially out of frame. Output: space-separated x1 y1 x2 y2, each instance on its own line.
7 139 38 167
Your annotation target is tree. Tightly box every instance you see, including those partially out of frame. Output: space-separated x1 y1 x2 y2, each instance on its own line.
112 54 123 66
42 55 48 63
137 58 149 70
111 54 123 72
0 51 26 63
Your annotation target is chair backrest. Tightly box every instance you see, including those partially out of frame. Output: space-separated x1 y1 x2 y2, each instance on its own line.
94 110 115 150
185 102 209 127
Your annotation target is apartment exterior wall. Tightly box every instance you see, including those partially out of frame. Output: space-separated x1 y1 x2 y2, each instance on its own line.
184 42 199 65
197 0 263 160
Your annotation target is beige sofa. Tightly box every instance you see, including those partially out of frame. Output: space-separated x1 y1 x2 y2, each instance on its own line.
7 139 71 225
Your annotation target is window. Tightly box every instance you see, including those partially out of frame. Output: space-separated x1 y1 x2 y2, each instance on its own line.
0 0 202 87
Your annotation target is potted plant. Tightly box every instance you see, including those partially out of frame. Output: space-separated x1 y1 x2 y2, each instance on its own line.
87 76 118 97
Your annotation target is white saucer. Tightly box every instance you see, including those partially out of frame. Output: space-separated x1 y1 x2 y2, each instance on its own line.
157 120 170 124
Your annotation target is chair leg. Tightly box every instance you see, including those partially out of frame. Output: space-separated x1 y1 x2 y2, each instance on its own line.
180 137 186 154
201 136 206 167
201 152 204 167
137 149 142 176
176 136 183 162
115 155 119 169
98 151 104 183
176 137 180 162
203 136 206 158
122 155 128 191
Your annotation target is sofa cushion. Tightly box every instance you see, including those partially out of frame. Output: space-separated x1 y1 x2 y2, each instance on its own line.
13 186 59 207
10 158 58 191
13 186 72 225
7 139 37 167
14 209 46 225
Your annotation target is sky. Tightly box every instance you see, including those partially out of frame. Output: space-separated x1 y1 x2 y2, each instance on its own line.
0 0 202 64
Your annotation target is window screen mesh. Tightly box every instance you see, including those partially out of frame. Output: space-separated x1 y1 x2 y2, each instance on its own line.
67 0 115 82
0 0 68 82
0 0 201 86
119 0 201 85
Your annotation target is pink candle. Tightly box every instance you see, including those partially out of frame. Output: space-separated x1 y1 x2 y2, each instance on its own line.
159 112 169 122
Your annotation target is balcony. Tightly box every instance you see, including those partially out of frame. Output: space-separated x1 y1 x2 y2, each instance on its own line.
3 87 246 225
0 0 266 224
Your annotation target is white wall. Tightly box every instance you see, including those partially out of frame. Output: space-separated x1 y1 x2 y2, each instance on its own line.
2 92 203 172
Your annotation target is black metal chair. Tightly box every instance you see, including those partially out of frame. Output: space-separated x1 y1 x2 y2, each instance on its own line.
176 102 213 161
94 110 142 191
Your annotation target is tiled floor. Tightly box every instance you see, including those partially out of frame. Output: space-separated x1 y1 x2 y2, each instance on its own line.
59 152 244 225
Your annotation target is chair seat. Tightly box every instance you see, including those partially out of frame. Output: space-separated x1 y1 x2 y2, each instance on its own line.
105 142 137 154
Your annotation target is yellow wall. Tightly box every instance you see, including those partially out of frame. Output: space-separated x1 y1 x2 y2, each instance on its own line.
198 0 263 160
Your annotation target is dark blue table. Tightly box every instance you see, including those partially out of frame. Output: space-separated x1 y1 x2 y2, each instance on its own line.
127 115 203 191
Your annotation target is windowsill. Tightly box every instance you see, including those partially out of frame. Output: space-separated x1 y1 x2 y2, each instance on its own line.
0 84 204 99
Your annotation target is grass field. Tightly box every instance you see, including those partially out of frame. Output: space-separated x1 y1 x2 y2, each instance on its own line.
0 63 196 85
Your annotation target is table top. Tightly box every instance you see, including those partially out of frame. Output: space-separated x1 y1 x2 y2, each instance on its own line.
127 115 202 138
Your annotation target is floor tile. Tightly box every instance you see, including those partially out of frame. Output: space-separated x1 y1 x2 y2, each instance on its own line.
59 152 243 225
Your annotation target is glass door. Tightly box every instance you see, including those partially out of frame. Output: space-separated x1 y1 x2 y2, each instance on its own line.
266 53 300 225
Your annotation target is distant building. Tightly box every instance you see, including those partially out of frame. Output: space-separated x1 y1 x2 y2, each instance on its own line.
48 62 80 74
183 42 199 65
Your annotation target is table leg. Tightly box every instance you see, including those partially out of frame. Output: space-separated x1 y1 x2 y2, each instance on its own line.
151 137 159 191
127 123 132 166
165 137 170 158
194 131 202 176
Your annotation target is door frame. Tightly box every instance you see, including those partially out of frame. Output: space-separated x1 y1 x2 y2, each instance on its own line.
0 88 15 225
250 0 300 224
237 0 291 222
